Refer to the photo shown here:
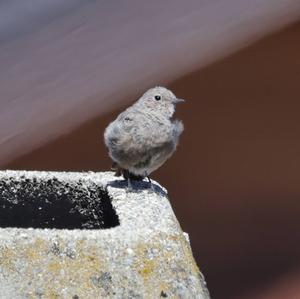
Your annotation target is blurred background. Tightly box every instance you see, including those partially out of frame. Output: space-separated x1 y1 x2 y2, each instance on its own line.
1 1 300 298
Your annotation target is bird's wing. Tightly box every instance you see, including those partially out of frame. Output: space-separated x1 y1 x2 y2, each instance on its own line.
104 109 137 149
172 119 184 143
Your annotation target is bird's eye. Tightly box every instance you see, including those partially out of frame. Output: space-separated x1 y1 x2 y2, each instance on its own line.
154 95 161 101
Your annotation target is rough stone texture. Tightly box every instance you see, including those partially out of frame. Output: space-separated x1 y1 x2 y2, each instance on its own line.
0 170 209 298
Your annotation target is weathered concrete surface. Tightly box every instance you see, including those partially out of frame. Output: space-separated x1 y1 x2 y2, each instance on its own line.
0 171 209 298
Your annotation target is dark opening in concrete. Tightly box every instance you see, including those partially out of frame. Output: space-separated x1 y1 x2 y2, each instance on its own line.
0 174 119 229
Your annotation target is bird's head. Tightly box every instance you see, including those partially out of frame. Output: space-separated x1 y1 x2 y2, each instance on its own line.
137 86 185 118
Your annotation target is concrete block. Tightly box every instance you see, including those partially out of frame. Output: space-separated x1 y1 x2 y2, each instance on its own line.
0 170 209 298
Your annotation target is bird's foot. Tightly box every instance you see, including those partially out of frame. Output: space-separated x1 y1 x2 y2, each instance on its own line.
111 162 122 177
126 177 135 193
147 176 156 193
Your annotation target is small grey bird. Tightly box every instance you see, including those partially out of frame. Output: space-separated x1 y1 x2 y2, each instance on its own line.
104 86 184 189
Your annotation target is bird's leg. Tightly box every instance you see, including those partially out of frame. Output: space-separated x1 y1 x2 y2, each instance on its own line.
111 161 118 170
146 172 155 192
124 169 133 191
115 167 122 177
111 162 122 177
127 177 133 191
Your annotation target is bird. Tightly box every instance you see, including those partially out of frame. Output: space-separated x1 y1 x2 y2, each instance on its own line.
104 86 184 190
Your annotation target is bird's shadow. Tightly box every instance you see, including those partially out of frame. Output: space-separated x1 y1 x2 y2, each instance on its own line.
107 179 167 197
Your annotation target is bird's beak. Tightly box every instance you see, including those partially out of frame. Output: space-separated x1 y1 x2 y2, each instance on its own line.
173 98 185 104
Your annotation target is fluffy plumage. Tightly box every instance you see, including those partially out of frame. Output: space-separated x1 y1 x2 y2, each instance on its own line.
104 86 184 180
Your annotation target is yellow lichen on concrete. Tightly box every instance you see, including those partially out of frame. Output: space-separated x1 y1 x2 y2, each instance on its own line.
179 233 202 275
44 241 105 297
138 258 156 278
0 246 16 272
0 232 204 298
132 233 200 298
25 237 48 260
4 238 108 298
133 241 158 277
